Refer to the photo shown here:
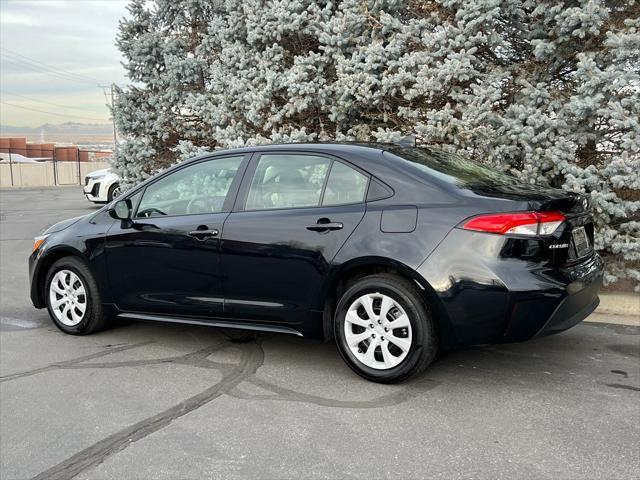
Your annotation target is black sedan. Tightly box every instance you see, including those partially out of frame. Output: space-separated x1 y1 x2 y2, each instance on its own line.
29 143 603 383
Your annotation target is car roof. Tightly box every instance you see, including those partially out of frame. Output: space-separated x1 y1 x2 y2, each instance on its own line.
185 142 393 160
119 143 397 199
182 142 407 181
178 142 447 195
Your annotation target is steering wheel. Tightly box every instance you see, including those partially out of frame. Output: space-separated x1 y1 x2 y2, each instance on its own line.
187 196 212 215
137 207 167 218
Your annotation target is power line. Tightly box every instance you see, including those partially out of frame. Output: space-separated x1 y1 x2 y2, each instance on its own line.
1 90 106 112
1 47 102 82
0 101 108 122
0 50 97 83
0 47 104 84
0 55 97 86
0 55 99 86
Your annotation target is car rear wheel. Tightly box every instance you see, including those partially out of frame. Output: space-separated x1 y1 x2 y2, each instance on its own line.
334 274 437 383
45 257 107 335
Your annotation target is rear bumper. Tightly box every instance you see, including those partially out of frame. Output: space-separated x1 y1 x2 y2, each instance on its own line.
534 276 601 338
417 228 605 348
501 253 603 343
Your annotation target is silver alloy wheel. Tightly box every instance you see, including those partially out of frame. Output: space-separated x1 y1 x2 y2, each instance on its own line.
344 293 413 370
111 185 122 199
49 269 87 326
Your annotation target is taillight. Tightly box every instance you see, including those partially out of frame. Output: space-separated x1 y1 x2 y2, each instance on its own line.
461 211 565 236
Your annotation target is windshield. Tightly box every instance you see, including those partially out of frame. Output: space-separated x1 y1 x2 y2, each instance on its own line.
387 146 520 188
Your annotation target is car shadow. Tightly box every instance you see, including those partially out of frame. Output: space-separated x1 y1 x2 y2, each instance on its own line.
113 320 629 387
8 318 637 405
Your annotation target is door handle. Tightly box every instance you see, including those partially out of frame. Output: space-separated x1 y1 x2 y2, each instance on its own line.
306 220 343 232
188 228 219 240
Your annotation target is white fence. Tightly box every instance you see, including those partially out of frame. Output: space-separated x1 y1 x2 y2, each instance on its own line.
0 161 111 188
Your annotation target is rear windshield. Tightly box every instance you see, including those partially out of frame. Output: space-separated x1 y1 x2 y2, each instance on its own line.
387 146 520 188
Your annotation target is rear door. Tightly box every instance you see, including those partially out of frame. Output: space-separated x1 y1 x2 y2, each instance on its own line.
105 154 248 318
220 152 369 325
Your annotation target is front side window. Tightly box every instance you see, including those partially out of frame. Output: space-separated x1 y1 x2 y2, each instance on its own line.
322 161 369 206
245 154 331 210
136 156 243 218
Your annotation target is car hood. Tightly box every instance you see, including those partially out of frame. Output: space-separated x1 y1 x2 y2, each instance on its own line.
43 215 87 235
86 168 111 178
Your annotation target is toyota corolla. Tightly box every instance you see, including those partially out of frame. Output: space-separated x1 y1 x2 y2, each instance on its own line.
29 143 603 383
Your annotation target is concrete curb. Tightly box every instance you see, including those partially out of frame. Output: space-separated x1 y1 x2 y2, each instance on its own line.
586 312 640 327
596 292 639 317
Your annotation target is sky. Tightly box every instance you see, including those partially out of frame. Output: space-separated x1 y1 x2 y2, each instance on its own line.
0 0 130 127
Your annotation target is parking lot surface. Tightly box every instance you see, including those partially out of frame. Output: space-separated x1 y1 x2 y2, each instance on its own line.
1 187 639 480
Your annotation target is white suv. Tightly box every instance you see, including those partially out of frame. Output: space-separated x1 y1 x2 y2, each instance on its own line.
83 169 121 203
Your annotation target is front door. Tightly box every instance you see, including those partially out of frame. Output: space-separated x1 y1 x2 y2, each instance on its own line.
221 152 369 325
105 155 247 318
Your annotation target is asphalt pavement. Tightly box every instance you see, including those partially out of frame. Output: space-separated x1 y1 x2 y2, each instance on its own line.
1 187 639 480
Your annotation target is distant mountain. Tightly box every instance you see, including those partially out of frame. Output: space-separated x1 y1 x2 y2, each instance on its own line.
1 122 113 136
0 122 114 146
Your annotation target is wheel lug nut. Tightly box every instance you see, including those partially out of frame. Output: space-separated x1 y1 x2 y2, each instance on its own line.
381 336 385 341
377 320 381 324
371 334 376 338
369 324 374 328
384 327 389 332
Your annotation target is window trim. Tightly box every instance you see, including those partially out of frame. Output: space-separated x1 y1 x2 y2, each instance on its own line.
130 154 250 219
320 159 371 208
234 151 371 213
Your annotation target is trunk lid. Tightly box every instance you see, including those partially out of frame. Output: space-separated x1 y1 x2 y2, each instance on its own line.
515 188 595 265
539 192 595 266
469 184 595 265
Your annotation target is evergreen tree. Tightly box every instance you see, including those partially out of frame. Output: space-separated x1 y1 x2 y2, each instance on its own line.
113 0 640 288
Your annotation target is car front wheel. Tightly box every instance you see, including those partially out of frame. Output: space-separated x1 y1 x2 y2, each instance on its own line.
334 274 437 383
45 256 107 335
107 183 121 202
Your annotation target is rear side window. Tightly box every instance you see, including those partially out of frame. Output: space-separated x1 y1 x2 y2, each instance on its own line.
322 161 368 206
245 154 331 210
387 147 519 187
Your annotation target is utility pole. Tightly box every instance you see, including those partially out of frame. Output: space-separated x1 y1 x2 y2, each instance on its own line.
99 83 118 150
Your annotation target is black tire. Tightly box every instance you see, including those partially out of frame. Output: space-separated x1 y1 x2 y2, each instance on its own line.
334 274 438 383
107 183 121 202
44 256 107 335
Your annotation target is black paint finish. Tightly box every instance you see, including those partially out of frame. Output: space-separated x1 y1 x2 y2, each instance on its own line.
29 143 603 347
220 204 366 325
104 213 228 317
380 206 417 233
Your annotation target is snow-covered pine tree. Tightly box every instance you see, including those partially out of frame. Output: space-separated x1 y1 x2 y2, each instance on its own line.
113 0 219 183
113 0 639 288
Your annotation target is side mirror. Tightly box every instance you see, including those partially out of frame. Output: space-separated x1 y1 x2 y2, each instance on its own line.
108 198 132 220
